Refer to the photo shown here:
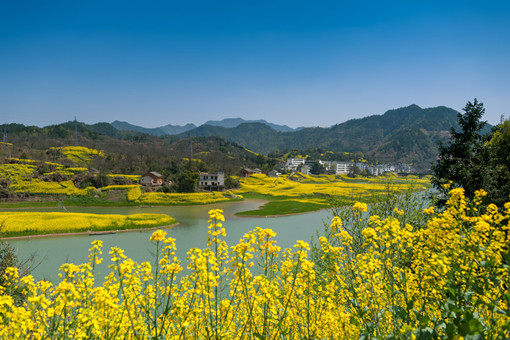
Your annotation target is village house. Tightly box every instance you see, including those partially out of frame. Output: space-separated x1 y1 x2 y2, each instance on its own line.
285 158 306 171
241 167 262 177
140 171 163 186
198 172 225 190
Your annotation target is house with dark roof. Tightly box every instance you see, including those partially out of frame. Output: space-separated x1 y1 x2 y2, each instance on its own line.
140 171 163 186
241 167 262 177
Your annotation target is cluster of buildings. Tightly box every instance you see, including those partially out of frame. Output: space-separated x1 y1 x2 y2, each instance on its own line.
284 158 414 176
139 171 226 190
140 156 413 193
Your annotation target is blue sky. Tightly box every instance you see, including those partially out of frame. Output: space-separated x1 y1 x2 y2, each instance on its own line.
1 1 509 127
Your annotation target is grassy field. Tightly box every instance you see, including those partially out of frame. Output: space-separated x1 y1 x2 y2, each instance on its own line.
236 199 327 216
0 212 176 238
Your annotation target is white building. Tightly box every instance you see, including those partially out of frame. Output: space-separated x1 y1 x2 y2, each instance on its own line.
198 172 225 190
335 162 353 175
285 158 306 171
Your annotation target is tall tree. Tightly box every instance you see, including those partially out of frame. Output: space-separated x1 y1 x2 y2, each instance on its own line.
431 99 487 201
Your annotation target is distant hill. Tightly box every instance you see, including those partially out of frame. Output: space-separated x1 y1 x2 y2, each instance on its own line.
111 118 301 136
159 123 197 135
203 118 301 132
111 120 197 136
180 105 476 171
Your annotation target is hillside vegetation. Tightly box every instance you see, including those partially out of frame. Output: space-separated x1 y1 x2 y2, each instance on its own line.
179 105 486 171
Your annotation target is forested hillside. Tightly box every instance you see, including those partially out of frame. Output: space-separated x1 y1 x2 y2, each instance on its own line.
0 122 276 178
180 105 474 170
2 104 483 172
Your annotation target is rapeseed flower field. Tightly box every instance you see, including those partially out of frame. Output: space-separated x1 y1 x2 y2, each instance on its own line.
0 163 94 196
107 174 141 181
134 191 242 205
0 212 176 237
49 146 104 165
239 173 427 199
0 189 507 338
236 173 429 215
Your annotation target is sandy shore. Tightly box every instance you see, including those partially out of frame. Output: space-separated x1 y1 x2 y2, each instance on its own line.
0 223 180 240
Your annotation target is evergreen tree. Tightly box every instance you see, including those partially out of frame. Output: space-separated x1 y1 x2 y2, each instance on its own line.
310 161 326 175
432 99 487 201
480 119 510 207
432 99 510 208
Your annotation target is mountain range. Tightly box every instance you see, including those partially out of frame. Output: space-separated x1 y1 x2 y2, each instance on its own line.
106 104 474 170
3 104 486 172
111 120 197 136
111 117 302 136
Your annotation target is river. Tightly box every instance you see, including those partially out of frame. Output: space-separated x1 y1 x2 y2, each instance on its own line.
1 200 333 282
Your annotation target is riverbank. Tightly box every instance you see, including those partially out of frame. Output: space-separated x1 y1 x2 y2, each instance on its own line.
0 195 244 208
0 222 180 240
235 198 328 216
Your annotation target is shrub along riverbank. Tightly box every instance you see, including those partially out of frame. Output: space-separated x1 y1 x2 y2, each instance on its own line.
0 212 176 238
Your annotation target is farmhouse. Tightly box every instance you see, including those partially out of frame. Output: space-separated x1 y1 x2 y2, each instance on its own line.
241 167 262 177
140 171 163 186
198 172 225 190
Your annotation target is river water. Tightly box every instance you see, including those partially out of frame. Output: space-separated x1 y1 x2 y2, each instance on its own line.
1 200 332 282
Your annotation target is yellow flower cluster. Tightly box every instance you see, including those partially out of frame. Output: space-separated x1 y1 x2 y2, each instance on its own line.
126 185 142 201
0 163 36 180
9 179 94 196
0 189 507 338
106 174 141 181
181 158 204 163
0 162 92 196
49 146 105 165
100 184 141 192
0 212 176 237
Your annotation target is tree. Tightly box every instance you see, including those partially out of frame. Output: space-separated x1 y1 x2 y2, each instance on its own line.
479 119 510 208
175 171 198 193
224 176 239 189
432 99 510 208
310 161 326 175
348 165 371 178
431 99 486 201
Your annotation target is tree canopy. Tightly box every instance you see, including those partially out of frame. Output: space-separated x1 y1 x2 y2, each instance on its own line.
432 99 509 208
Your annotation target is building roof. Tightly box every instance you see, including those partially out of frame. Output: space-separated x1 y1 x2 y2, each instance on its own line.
143 171 162 178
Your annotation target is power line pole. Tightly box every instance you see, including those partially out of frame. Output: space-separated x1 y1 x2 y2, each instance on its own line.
2 127 6 143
